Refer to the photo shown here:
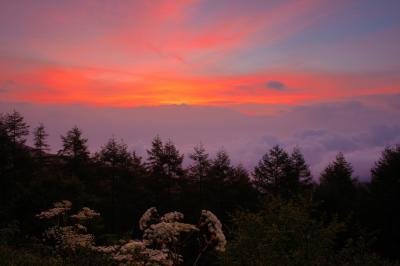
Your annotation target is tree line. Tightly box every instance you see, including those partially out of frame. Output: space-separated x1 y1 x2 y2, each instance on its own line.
0 110 399 265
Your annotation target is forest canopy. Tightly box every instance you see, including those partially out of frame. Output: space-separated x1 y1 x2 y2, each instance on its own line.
0 110 399 265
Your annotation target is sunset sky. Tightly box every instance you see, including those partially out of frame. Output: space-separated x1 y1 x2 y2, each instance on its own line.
1 0 399 179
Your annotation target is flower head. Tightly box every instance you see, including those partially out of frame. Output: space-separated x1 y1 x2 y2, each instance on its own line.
36 200 72 219
200 210 226 252
70 207 100 221
161 211 184 223
139 207 159 231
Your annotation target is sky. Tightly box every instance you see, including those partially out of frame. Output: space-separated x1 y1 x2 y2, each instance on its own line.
1 0 399 179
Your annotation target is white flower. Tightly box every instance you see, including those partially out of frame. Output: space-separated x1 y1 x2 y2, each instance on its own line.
139 207 159 231
93 240 173 266
71 207 100 220
74 223 87 232
119 240 146 253
142 248 174 265
170 222 199 233
144 222 178 247
44 225 94 251
143 221 198 250
160 211 184 223
36 200 72 219
200 210 226 252
92 245 118 254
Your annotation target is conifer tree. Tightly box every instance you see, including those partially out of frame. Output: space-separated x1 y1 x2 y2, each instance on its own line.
33 123 50 155
146 135 164 175
189 144 210 180
0 114 13 174
189 144 211 208
131 151 146 174
163 139 184 179
163 139 184 208
97 137 132 230
209 149 233 214
58 126 90 171
371 145 400 201
97 137 131 168
316 152 356 216
253 145 296 199
370 145 400 257
291 147 313 191
146 136 184 209
4 110 29 146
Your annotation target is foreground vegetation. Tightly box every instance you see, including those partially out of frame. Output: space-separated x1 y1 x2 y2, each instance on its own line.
0 110 399 265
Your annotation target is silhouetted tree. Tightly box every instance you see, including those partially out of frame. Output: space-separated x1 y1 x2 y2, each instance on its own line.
163 139 184 179
58 126 90 172
209 149 233 214
145 135 165 207
0 114 13 207
146 135 164 175
146 136 184 210
316 153 356 217
163 139 184 209
97 137 132 168
224 164 256 211
291 147 313 193
0 112 34 224
4 110 29 146
188 144 210 209
370 144 400 258
253 145 297 200
96 137 133 231
131 151 147 174
33 123 50 156
0 114 13 173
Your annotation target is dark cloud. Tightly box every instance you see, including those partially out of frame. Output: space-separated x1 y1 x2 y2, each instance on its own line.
266 80 286 91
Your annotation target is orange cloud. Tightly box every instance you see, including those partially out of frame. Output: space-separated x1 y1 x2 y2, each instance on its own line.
1 1 399 113
1 56 399 110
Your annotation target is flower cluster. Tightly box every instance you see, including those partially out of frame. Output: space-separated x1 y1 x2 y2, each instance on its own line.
143 222 178 248
44 225 94 251
71 207 100 221
160 211 184 223
199 210 227 252
93 240 174 266
92 208 198 265
36 200 72 220
141 208 198 249
139 207 158 231
37 202 226 265
37 201 99 252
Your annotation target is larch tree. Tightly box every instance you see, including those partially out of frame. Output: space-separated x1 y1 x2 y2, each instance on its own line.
370 145 400 257
97 137 132 230
209 149 233 214
253 145 297 200
4 110 29 146
146 135 164 176
0 114 13 174
58 126 90 172
33 123 50 156
316 152 356 217
97 137 132 169
163 139 184 208
290 147 313 192
189 143 211 208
